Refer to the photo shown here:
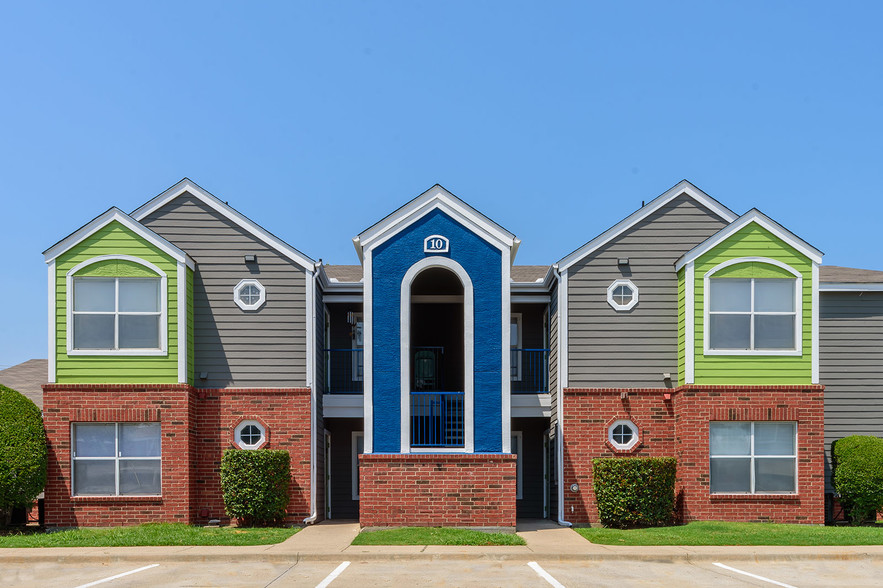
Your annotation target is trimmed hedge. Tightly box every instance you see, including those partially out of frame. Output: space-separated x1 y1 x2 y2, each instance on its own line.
592 457 677 528
220 449 290 525
832 435 883 524
0 385 47 515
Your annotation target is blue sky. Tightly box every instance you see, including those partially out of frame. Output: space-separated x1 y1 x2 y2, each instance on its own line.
1 1 881 368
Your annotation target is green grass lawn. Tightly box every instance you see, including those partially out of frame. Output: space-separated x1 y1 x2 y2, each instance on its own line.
352 527 526 546
576 521 883 546
0 523 298 548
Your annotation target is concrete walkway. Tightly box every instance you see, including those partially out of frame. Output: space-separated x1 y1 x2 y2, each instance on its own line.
2 519 883 564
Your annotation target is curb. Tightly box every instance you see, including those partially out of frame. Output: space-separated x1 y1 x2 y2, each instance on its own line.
1 550 882 565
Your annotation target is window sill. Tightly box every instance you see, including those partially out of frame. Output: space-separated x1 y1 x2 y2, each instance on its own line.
710 493 799 501
67 349 167 356
703 349 802 357
71 495 163 502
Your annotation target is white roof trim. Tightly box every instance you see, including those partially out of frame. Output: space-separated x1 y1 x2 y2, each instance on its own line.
44 207 195 269
354 184 516 260
675 208 823 271
557 180 738 271
132 178 315 271
820 283 883 292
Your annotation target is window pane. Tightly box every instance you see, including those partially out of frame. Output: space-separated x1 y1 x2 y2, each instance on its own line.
119 279 159 312
755 315 795 349
710 422 750 455
755 458 796 492
119 315 159 349
754 422 795 455
73 315 115 349
119 459 161 495
710 279 750 312
73 279 115 312
120 423 161 457
709 314 750 349
710 458 751 493
755 279 795 312
74 460 115 495
75 424 116 457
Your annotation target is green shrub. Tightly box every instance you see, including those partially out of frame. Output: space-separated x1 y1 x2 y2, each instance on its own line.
832 435 883 524
220 449 290 525
0 385 47 517
592 457 677 528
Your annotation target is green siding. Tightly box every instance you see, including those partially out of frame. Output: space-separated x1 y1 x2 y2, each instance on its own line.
55 221 181 384
187 267 195 385
690 223 813 385
677 267 685 386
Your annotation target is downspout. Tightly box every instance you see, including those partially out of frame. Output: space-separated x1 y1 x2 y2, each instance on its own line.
553 264 572 528
303 265 320 525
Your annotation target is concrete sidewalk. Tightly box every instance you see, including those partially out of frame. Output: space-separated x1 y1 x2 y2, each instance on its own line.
2 519 883 564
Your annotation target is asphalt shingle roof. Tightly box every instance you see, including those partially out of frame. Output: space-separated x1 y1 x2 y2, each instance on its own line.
0 359 47 409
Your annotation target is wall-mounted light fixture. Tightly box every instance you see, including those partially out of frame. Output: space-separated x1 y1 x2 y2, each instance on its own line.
199 372 208 380
244 254 257 263
617 258 630 266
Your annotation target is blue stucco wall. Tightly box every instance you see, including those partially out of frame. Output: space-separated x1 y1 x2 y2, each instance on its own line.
371 209 503 453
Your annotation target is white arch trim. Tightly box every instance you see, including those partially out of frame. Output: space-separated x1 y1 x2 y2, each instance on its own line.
701 256 804 357
400 257 474 453
65 255 170 358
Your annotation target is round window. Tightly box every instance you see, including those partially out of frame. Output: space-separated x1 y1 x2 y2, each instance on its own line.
239 284 261 306
607 279 639 311
234 420 266 449
608 419 639 450
233 279 266 310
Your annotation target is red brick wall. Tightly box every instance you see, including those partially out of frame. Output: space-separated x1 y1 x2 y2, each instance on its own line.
43 384 196 527
192 387 312 525
42 385 314 527
563 385 825 525
359 453 517 528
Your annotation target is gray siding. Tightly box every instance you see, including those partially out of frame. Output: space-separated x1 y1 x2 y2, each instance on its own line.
549 282 559 427
567 194 729 388
141 193 309 388
820 291 883 490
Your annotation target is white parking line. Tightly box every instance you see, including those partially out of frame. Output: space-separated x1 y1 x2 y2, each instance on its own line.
527 561 566 588
316 561 351 588
713 562 798 588
73 564 160 588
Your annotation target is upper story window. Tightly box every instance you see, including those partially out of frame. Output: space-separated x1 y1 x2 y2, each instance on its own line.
607 279 638 311
72 277 162 351
234 279 266 311
708 278 797 352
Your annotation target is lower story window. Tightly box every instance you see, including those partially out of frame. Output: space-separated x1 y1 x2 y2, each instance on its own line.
710 421 796 494
72 423 161 496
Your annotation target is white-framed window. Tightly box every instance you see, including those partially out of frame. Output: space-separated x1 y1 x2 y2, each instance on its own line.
352 431 364 500
607 279 638 311
351 313 364 382
234 420 266 449
71 423 161 496
71 277 163 352
710 421 797 494
512 431 523 499
510 313 523 381
707 277 799 353
608 419 639 451
233 279 266 311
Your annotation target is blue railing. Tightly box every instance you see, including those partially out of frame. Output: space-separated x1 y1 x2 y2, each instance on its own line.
323 349 364 394
410 391 464 447
511 348 550 393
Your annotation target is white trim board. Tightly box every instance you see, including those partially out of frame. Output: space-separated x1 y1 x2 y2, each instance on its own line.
131 178 315 271
676 208 824 271
557 180 738 271
820 283 883 292
44 207 195 270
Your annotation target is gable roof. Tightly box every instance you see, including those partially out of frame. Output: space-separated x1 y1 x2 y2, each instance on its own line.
131 178 316 271
675 208 824 271
43 207 195 268
0 359 47 409
820 265 883 291
557 180 738 271
353 184 520 262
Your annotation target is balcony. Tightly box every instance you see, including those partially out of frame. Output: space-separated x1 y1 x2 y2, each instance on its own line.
510 349 550 393
323 348 364 394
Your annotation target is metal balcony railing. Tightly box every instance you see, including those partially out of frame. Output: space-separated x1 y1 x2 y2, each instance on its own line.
410 391 465 448
323 348 364 394
510 348 550 393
